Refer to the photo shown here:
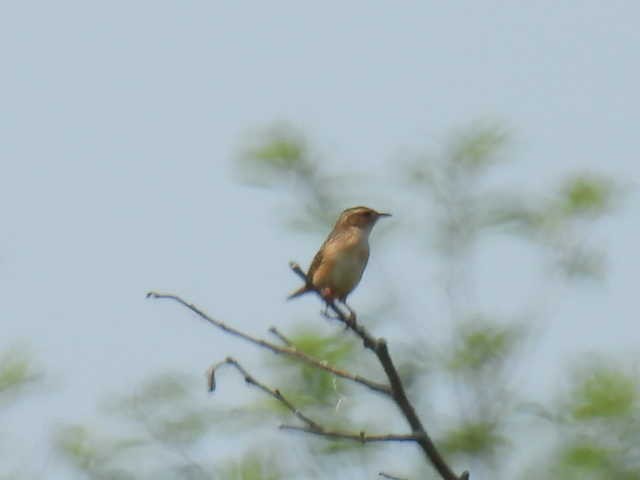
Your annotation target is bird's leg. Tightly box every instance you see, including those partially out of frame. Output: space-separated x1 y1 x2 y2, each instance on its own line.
320 287 339 320
321 303 342 321
341 300 357 324
321 302 330 317
320 287 333 319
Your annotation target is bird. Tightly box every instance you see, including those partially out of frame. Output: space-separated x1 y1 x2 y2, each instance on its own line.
288 206 391 316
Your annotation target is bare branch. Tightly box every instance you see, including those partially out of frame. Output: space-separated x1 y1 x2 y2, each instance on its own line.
212 357 415 444
206 359 228 392
211 357 322 430
376 339 464 480
146 292 390 395
287 264 468 480
268 326 293 346
280 425 422 443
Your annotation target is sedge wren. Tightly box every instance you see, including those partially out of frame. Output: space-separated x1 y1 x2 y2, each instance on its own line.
288 206 391 314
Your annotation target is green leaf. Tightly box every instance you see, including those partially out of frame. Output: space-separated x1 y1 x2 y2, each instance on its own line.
216 451 282 480
560 174 615 217
54 426 98 470
287 329 355 364
440 421 506 457
156 411 210 445
0 348 40 397
560 442 610 469
449 124 509 174
271 328 356 404
235 124 315 187
552 441 640 480
570 366 637 420
446 319 521 373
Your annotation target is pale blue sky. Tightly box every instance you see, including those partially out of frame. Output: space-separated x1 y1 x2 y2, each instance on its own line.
2 2 639 478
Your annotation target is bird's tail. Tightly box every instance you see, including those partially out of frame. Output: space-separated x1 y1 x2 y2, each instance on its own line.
287 284 312 300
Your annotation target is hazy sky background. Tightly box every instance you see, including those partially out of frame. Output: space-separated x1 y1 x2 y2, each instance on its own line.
2 2 639 478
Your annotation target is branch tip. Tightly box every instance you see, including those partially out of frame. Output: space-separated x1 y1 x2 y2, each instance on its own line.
379 472 408 480
269 326 294 346
207 370 215 392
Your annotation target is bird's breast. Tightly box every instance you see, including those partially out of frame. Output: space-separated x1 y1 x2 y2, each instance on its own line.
331 248 366 288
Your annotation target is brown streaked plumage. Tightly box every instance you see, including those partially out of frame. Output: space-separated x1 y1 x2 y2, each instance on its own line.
288 206 391 309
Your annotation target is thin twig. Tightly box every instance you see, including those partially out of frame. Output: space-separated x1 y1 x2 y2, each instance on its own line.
211 357 322 430
268 326 293 346
147 292 390 396
379 472 408 480
211 357 415 444
280 425 423 443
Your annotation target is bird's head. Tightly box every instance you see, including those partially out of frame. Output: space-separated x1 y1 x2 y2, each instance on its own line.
336 206 391 231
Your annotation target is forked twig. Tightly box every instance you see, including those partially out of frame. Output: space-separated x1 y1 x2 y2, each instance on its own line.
210 357 418 444
147 291 390 396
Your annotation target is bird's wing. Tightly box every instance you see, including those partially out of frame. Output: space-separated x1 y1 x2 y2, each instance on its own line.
306 241 328 283
287 244 329 300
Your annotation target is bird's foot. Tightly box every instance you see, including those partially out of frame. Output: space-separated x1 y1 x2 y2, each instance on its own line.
342 302 357 324
321 306 340 321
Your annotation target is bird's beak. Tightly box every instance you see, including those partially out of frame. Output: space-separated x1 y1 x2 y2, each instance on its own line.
377 212 392 218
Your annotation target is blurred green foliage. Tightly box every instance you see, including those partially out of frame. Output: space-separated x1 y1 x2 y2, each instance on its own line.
216 451 282 480
401 122 626 479
268 327 356 407
446 319 522 374
54 425 142 479
560 173 615 218
441 420 505 458
406 123 509 188
536 361 640 480
406 124 617 283
0 347 43 480
0 347 41 403
449 123 509 174
263 328 389 460
55 374 235 480
113 374 213 446
570 365 636 420
236 124 316 185
235 124 343 231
